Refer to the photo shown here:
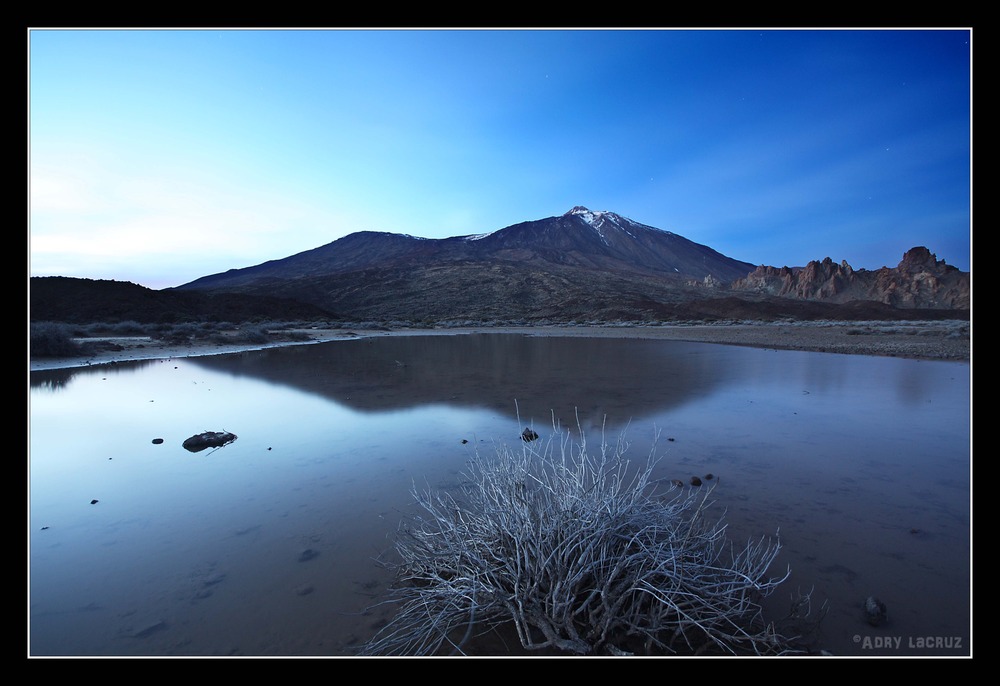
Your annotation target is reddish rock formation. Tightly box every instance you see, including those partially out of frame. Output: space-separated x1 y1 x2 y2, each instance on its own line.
731 247 969 310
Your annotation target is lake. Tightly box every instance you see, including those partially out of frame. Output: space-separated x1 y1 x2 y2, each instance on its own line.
28 333 971 657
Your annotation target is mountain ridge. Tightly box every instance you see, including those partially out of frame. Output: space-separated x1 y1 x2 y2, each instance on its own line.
731 246 969 310
28 276 336 324
30 208 970 324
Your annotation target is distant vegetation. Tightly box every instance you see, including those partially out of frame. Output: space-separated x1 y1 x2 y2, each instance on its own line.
29 322 86 357
29 319 315 359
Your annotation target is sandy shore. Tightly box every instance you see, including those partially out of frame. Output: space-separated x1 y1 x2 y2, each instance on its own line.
29 320 970 372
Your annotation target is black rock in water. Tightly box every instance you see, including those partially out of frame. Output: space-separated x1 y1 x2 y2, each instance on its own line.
182 431 237 453
864 596 888 626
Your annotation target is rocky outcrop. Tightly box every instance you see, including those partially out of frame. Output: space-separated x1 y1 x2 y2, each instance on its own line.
182 431 237 453
731 247 969 310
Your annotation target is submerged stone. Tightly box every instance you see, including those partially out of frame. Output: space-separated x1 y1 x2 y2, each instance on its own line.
864 596 888 626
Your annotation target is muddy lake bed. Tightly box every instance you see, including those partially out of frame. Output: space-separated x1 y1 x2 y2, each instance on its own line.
28 333 971 657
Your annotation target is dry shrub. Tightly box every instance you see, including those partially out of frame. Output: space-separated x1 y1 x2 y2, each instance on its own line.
362 418 804 656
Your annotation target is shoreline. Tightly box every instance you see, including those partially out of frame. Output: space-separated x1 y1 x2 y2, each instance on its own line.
28 320 971 372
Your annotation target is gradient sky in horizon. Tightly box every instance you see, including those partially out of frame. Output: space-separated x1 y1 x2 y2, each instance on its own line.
29 28 972 290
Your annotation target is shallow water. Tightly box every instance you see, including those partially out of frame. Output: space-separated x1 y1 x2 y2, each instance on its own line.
28 334 971 657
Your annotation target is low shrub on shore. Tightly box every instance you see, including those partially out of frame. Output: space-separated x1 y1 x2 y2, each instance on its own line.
30 322 85 357
29 319 328 357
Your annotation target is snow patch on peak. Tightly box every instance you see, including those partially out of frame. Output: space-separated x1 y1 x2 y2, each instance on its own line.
566 206 615 228
566 206 644 243
565 207 612 245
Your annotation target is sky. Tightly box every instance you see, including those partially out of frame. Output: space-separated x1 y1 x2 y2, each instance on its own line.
28 28 972 290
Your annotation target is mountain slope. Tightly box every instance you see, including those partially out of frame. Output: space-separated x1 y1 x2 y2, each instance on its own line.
462 207 757 282
30 276 336 324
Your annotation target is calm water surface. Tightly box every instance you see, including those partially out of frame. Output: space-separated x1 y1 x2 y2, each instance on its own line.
28 334 971 657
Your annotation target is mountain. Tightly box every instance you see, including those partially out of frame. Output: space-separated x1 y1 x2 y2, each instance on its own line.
174 207 772 321
180 207 757 289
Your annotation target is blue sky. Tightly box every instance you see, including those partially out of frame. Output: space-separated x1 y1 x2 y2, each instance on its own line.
29 28 971 289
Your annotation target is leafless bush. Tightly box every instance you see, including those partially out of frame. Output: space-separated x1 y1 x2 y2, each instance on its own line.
361 418 796 656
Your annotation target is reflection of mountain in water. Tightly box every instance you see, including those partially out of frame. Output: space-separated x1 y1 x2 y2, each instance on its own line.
186 334 736 428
